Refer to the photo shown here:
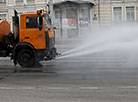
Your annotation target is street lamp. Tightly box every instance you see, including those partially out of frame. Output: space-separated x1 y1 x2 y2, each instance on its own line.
98 0 100 25
48 0 54 25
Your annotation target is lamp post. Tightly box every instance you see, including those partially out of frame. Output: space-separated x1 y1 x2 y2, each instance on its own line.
98 0 100 25
48 0 54 25
24 0 27 6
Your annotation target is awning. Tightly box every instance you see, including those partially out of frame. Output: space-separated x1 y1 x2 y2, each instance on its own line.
54 0 95 6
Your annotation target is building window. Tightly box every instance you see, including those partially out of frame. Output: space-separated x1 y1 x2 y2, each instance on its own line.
113 7 122 23
66 9 77 18
0 0 6 3
0 14 7 20
16 0 25 6
55 9 60 19
126 6 135 21
111 0 123 2
80 9 89 18
79 8 89 28
27 0 35 1
16 0 23 1
54 9 60 26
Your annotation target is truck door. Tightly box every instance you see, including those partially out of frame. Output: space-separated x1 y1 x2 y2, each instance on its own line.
22 16 46 49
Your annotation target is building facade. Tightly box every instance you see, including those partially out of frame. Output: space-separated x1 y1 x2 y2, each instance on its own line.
0 0 138 38
54 0 95 38
92 0 138 25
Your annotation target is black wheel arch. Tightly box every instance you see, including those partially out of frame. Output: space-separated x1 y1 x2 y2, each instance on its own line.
13 42 36 62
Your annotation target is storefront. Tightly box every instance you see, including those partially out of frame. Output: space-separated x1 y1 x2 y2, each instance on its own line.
54 1 94 38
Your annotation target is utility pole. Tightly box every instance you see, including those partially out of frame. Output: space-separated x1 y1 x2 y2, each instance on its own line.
24 0 27 6
48 0 54 25
98 0 100 25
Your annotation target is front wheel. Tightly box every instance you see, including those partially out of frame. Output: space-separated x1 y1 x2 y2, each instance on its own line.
17 49 36 67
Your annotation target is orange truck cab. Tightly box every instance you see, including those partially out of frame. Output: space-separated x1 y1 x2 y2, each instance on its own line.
12 9 57 67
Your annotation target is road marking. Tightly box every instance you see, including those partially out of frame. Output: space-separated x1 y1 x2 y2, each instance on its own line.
20 87 36 90
79 87 99 90
48 87 69 90
1 86 136 90
118 86 137 89
0 86 36 90
0 87 14 90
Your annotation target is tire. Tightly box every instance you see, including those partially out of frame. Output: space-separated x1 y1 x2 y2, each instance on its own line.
17 49 36 67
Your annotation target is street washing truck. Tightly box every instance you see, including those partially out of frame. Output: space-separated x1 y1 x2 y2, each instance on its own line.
0 8 57 67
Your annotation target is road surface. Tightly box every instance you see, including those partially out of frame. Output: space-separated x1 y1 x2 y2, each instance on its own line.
0 39 138 102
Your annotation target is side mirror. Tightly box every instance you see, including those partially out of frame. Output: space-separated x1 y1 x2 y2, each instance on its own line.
39 25 42 30
39 17 42 30
53 27 56 29
48 28 50 30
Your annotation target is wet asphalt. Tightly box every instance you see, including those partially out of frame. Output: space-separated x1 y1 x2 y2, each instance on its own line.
0 39 138 102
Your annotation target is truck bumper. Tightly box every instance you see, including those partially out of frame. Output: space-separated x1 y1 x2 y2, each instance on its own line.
36 47 58 61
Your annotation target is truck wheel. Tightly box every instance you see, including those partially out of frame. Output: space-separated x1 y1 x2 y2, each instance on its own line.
17 49 35 67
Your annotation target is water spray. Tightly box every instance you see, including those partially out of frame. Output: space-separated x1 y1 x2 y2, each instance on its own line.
56 24 138 60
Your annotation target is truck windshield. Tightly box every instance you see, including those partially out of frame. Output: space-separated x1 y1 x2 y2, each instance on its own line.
43 15 52 29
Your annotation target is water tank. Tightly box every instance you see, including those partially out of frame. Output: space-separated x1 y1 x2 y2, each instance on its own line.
0 20 10 42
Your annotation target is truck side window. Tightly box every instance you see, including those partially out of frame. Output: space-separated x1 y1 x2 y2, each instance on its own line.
26 17 39 28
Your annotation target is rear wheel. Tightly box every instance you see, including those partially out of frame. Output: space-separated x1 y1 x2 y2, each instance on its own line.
17 49 36 67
